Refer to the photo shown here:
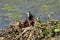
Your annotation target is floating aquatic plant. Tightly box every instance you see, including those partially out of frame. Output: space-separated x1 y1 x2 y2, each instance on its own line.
42 5 49 10
10 13 21 19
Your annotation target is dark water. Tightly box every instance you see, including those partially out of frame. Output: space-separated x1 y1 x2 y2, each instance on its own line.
0 0 60 28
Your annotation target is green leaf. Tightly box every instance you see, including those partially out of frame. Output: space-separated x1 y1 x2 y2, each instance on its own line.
54 29 60 32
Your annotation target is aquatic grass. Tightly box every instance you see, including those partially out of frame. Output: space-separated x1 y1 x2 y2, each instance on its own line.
5 7 19 10
11 13 20 19
3 4 19 10
7 13 22 20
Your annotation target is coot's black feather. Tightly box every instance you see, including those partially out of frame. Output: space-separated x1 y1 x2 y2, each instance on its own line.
28 11 34 20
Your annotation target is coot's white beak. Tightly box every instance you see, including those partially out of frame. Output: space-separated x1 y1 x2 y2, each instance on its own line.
26 12 29 17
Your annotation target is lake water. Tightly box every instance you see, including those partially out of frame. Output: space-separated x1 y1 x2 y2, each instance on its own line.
0 0 60 28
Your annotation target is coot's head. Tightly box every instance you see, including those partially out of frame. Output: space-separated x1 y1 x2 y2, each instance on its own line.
26 11 32 17
26 12 30 17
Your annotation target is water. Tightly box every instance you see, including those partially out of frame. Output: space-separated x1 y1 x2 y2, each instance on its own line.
0 0 60 28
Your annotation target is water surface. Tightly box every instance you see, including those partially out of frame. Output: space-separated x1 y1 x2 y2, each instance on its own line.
0 0 60 28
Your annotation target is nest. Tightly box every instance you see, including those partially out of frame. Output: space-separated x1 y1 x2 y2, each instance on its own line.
0 20 60 40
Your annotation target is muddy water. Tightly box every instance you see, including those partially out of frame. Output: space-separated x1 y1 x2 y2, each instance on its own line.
0 0 60 27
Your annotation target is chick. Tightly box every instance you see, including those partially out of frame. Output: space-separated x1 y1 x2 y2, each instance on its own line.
24 17 30 27
19 21 24 28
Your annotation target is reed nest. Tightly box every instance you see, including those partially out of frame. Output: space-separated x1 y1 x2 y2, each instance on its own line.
0 20 60 40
